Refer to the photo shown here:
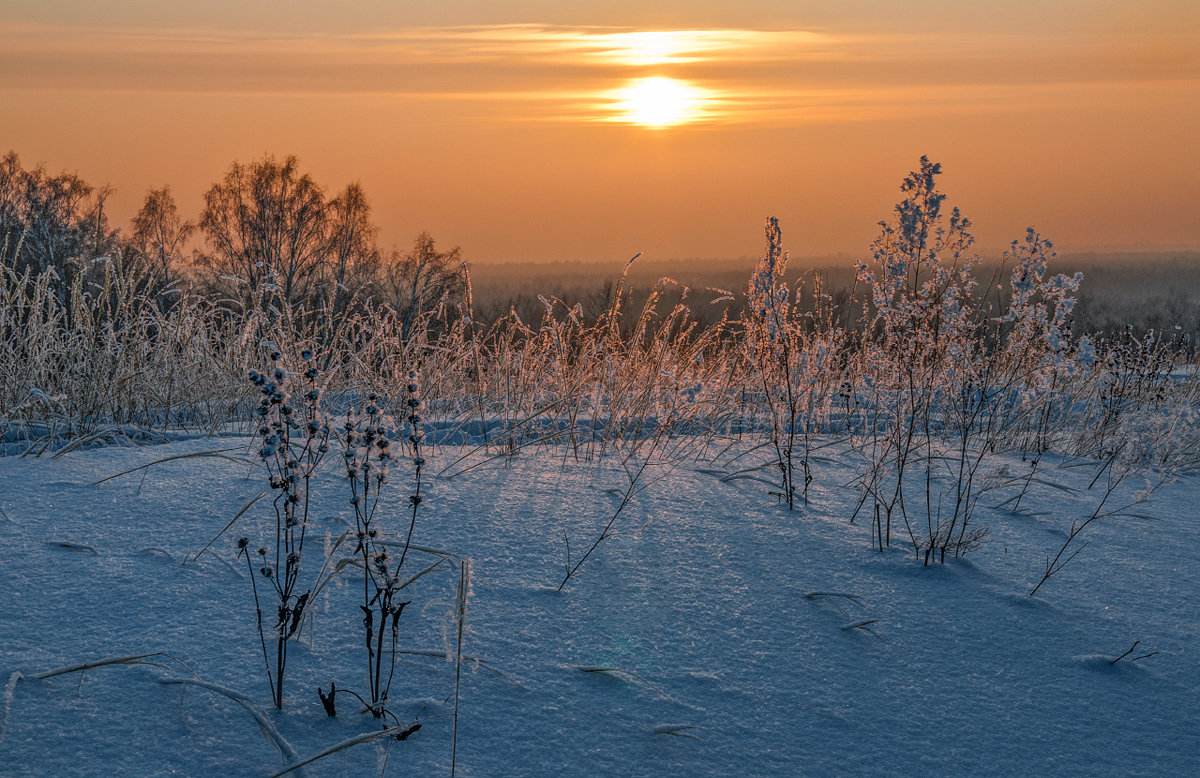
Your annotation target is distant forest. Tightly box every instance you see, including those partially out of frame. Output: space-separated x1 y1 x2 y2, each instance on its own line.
470 253 1200 349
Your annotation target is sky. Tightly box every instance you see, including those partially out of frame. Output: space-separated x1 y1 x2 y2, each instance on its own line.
1 1 1198 264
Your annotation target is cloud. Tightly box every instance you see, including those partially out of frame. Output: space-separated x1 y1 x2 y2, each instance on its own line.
1 22 1196 127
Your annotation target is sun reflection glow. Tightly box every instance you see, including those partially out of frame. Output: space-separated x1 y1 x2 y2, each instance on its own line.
591 31 722 66
611 77 711 127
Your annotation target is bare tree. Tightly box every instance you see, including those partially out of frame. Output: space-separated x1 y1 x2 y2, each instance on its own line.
385 231 466 341
126 186 195 309
321 182 380 325
0 151 112 283
0 153 24 265
198 155 329 308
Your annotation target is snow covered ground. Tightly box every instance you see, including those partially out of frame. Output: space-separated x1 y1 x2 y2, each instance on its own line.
1 434 1197 776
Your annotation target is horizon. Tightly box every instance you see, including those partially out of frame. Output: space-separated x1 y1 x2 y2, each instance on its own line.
2 2 1198 263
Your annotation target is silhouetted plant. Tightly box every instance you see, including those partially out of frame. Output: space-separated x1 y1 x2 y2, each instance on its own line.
319 372 426 728
238 347 330 709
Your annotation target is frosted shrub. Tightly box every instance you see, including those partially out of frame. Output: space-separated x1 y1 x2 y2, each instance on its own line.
915 229 1086 562
985 230 1087 505
845 159 1093 563
746 217 843 509
746 218 799 507
1000 228 1081 362
851 157 980 555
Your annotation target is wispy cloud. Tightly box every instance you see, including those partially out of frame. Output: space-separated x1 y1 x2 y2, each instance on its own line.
2 22 1196 126
0 22 844 64
382 25 839 66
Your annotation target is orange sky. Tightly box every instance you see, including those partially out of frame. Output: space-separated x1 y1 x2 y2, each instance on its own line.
1 1 1198 263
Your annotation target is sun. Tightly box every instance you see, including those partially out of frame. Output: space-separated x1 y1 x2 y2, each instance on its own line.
613 77 707 128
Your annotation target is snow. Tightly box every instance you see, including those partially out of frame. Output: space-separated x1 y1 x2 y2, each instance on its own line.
1 434 1198 776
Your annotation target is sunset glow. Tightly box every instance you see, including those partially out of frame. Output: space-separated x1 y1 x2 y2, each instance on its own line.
0 3 1196 261
573 29 805 66
610 77 711 127
584 30 708 66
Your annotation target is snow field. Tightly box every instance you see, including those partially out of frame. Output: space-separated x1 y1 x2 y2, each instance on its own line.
1 435 1197 776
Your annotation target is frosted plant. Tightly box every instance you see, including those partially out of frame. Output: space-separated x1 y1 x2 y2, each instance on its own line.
1001 228 1081 369
324 371 425 724
746 218 800 508
747 217 790 346
852 158 980 554
745 217 843 510
845 158 1084 562
338 390 408 719
238 347 330 710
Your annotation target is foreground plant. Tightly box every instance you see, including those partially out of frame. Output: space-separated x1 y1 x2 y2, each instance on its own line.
319 372 426 726
746 217 842 510
238 347 330 710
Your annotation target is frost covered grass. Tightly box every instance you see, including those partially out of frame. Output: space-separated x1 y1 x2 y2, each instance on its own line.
1 159 1198 774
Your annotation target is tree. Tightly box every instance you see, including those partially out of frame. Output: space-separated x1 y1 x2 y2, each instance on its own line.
0 153 24 265
197 156 389 331
0 151 114 286
385 231 466 341
126 186 195 309
198 155 329 308
321 182 380 322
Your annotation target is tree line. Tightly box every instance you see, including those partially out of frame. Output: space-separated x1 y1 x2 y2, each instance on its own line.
0 151 465 330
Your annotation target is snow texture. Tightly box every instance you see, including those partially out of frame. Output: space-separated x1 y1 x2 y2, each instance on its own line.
1 435 1198 776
